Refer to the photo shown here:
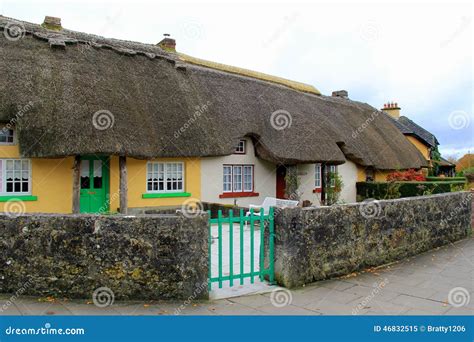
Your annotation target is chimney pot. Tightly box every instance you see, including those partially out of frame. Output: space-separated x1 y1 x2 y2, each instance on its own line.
381 101 401 119
43 16 62 30
158 35 176 52
331 90 348 98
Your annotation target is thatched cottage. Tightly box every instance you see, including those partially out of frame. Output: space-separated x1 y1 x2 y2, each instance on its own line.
0 15 427 214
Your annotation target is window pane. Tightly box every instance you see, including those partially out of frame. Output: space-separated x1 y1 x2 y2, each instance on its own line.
315 163 321 188
80 160 90 189
223 166 232 192
243 166 252 191
93 160 103 188
233 166 242 191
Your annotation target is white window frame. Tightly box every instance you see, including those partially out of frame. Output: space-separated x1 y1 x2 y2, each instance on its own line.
234 139 246 154
315 163 322 188
0 128 15 145
328 165 337 187
146 162 185 193
223 164 254 193
0 159 32 195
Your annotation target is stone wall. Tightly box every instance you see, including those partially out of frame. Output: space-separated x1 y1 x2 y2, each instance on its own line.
0 213 208 300
273 192 472 288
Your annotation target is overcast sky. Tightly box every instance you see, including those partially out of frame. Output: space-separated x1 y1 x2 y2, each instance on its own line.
2 0 472 158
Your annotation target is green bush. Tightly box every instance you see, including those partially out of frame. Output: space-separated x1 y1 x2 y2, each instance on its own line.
425 176 467 182
356 181 467 200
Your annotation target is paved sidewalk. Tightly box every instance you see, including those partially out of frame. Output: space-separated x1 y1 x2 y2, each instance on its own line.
1 238 472 316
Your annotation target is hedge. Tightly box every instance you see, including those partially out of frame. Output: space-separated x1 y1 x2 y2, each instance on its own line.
356 181 467 200
425 176 467 182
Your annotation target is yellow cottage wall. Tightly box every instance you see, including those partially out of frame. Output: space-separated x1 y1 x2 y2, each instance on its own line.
406 136 430 161
109 156 201 212
0 145 74 213
1 143 201 213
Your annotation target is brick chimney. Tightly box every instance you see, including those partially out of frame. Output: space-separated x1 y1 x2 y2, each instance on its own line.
42 16 62 31
382 102 401 119
332 90 348 99
158 34 176 52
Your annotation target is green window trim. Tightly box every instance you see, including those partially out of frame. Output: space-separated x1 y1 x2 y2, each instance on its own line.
0 195 38 202
142 192 191 199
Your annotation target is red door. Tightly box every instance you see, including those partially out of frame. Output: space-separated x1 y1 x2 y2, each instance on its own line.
276 165 286 199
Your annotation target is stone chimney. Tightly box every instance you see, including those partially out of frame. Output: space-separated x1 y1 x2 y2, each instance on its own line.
42 16 62 31
158 34 176 52
382 102 401 119
332 90 348 99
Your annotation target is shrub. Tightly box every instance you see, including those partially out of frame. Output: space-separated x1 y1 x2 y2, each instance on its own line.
386 169 426 181
425 176 467 182
356 181 467 200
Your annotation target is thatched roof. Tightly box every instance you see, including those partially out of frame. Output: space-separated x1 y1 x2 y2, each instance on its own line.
0 16 428 169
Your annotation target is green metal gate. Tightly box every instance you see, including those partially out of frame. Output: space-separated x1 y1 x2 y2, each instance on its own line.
208 207 275 290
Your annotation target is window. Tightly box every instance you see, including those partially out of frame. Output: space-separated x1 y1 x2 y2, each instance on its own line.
223 164 254 193
327 165 337 187
315 164 337 188
234 139 246 154
365 167 374 182
0 159 31 195
315 163 322 188
147 162 184 192
0 129 14 144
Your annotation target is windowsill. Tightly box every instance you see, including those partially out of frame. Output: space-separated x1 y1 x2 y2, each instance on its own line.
219 192 259 198
313 188 322 193
0 195 38 202
142 192 191 199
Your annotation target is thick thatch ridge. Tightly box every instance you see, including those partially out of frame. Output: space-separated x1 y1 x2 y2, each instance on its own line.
178 53 321 95
0 16 427 169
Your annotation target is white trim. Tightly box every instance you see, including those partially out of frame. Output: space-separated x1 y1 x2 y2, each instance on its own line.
315 163 321 188
0 128 15 146
146 161 185 193
0 158 32 195
222 164 254 193
234 139 246 154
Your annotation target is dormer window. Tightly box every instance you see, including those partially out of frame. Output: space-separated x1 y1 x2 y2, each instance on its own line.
234 139 246 154
0 128 14 144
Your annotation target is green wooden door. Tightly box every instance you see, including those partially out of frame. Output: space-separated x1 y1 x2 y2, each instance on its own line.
79 156 109 213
